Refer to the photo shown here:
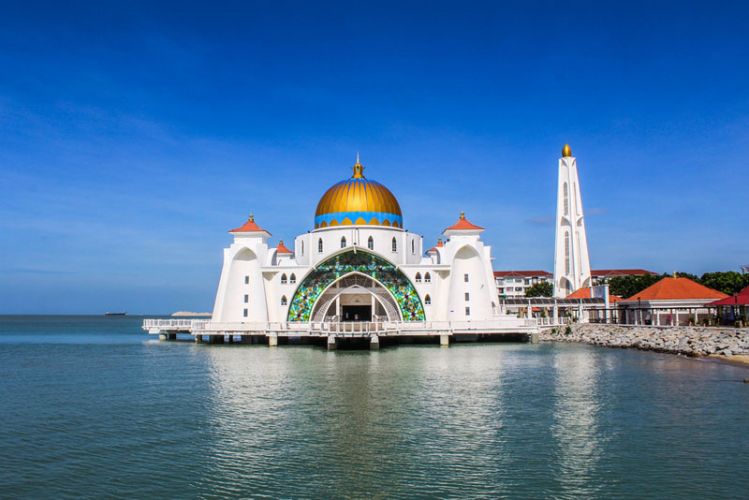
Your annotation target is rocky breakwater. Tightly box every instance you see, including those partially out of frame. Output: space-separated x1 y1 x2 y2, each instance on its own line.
540 323 749 358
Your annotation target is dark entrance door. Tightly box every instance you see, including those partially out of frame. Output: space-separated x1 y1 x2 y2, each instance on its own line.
341 305 372 322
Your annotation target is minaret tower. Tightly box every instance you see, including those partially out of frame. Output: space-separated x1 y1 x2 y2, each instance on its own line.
553 144 591 297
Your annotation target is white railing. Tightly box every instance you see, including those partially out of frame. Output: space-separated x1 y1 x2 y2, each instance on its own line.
143 318 539 336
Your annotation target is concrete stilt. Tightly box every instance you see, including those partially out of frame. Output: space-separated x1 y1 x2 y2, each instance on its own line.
529 333 540 344
327 335 337 351
194 334 203 343
268 335 278 347
159 333 168 341
370 335 379 350
440 334 450 347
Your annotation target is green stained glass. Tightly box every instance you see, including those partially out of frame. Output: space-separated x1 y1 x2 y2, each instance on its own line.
287 250 425 322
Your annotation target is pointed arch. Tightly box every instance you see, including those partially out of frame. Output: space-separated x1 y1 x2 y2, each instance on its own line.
340 236 347 248
391 237 397 252
318 238 323 253
415 272 422 282
289 273 296 284
281 295 288 306
367 236 374 250
424 294 431 305
281 273 288 284
424 272 431 283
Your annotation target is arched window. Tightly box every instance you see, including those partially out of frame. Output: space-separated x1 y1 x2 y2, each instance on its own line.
425 294 431 305
281 273 287 284
563 183 569 216
367 236 374 250
391 237 397 252
340 236 347 248
289 273 296 284
301 241 304 256
411 240 415 254
318 238 323 253
564 231 571 275
415 272 422 283
281 295 288 306
424 272 431 283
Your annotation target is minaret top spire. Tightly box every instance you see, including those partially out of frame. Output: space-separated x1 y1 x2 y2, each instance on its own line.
562 144 572 158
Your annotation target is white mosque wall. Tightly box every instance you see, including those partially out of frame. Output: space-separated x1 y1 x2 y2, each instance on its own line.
213 224 500 325
212 240 270 323
294 226 423 268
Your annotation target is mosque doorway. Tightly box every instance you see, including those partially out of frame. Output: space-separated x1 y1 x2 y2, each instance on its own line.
341 305 372 322
310 273 402 322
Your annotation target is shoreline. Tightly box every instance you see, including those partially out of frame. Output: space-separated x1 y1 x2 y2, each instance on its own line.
540 323 749 369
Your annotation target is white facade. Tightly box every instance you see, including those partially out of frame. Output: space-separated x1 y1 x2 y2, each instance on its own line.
495 271 553 298
553 145 591 297
209 162 512 329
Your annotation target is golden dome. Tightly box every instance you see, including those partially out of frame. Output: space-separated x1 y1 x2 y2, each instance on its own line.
562 144 572 157
314 157 403 228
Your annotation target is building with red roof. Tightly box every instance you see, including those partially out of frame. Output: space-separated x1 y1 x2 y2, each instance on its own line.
618 276 728 326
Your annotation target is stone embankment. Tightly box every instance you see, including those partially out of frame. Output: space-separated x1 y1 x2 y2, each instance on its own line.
540 323 749 357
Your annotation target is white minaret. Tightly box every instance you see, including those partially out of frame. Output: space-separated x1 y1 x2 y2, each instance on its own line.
553 144 591 297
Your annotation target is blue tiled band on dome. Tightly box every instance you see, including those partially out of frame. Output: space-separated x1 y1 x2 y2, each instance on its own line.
314 211 403 228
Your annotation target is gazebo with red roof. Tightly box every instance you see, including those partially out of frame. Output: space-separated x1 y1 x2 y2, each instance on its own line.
708 285 749 325
618 276 728 326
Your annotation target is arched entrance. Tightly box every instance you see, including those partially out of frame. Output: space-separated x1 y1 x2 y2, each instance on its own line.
310 273 402 322
287 249 425 322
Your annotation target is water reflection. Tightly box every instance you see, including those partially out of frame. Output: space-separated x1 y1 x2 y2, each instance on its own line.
552 347 603 497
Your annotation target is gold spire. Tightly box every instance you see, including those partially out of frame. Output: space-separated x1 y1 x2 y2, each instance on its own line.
459 211 466 220
562 144 572 157
352 153 364 178
248 213 254 222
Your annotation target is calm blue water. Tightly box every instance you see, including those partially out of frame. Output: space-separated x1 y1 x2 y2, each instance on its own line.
1 315 748 499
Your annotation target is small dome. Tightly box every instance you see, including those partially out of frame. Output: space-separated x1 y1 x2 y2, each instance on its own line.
562 144 572 157
314 157 403 229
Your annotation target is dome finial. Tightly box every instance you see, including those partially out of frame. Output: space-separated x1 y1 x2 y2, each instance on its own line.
562 144 572 157
248 212 254 222
352 153 364 178
459 211 466 220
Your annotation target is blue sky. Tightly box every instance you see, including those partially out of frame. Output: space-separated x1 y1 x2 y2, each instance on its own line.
1 1 748 313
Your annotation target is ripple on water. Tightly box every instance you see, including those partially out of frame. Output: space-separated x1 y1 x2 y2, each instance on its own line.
0 331 748 498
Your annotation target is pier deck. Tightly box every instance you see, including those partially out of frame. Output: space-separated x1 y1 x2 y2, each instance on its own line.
142 318 540 346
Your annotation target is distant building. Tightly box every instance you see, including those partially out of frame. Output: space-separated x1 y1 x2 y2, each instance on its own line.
494 270 553 298
494 268 655 298
590 268 657 286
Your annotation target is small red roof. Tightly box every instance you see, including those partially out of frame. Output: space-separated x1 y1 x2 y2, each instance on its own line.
623 277 728 302
494 270 552 278
427 239 445 254
229 214 270 234
445 212 483 231
708 285 749 306
276 240 292 254
592 269 657 277
567 287 621 303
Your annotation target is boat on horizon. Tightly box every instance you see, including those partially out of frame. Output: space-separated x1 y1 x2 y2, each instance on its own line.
104 312 127 316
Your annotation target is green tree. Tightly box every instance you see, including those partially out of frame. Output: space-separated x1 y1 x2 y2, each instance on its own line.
607 274 663 299
525 282 553 297
699 271 749 295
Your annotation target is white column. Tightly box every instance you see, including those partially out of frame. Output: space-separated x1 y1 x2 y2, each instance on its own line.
553 145 592 297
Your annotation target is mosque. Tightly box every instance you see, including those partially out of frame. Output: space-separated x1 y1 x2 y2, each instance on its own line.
198 155 531 343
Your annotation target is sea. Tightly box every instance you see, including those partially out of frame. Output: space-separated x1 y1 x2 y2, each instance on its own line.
1 315 748 499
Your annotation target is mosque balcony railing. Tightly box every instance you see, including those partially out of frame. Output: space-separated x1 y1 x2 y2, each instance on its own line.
143 318 539 336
